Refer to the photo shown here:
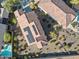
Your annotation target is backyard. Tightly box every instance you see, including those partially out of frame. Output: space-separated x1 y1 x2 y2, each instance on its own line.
13 8 79 58
6 1 79 58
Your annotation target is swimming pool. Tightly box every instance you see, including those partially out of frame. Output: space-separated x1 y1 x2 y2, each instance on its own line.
21 0 30 7
0 44 12 57
23 6 32 13
20 0 32 13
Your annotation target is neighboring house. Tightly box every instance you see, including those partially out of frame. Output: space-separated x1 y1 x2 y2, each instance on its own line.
0 23 7 43
35 0 76 29
0 8 9 18
0 8 9 23
14 10 47 48
0 23 7 58
0 23 11 59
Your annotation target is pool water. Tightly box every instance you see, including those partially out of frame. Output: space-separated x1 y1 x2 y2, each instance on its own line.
0 44 12 57
22 0 30 6
21 0 32 13
23 6 32 13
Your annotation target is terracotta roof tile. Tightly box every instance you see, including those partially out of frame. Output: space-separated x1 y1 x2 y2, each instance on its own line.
37 0 76 28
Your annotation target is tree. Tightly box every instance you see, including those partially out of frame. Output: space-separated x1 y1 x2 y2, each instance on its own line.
71 21 78 28
12 57 16 59
29 0 38 10
50 32 57 39
2 0 20 12
14 36 17 41
9 18 17 25
64 44 70 50
54 25 62 32
24 56 28 59
4 32 12 43
59 35 66 41
70 0 79 5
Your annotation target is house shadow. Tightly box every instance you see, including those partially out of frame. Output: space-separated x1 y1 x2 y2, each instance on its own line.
36 51 79 58
35 8 58 41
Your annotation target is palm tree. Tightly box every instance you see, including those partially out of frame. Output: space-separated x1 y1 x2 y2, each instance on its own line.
54 25 62 32
63 43 70 51
4 32 12 43
12 57 16 59
49 31 58 43
24 56 28 59
50 31 57 39
8 17 17 25
70 0 79 5
59 35 66 41
71 21 78 28
29 0 38 10
13 46 18 57
14 48 17 52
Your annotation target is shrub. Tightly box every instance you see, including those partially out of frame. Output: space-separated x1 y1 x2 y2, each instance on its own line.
4 32 12 43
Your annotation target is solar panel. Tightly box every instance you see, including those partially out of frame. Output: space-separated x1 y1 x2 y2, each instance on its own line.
23 27 35 43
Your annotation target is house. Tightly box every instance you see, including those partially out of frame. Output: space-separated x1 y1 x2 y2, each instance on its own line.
0 8 9 23
0 23 12 58
35 0 76 29
0 8 9 19
14 10 47 48
0 23 7 59
0 23 7 42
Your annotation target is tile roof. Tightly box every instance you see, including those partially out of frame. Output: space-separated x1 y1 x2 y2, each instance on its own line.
0 23 7 41
0 8 9 18
25 11 38 23
51 0 76 15
14 10 47 48
35 0 76 29
25 11 47 36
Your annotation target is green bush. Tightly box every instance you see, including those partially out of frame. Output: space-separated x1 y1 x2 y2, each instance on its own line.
70 0 79 5
4 32 12 43
71 22 78 28
29 1 38 10
50 31 57 39
9 18 17 25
